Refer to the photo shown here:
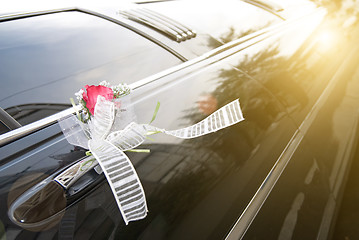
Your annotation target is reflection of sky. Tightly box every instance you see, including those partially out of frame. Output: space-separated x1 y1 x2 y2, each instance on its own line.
273 10 326 57
226 9 326 64
0 11 181 110
1 0 130 15
270 0 317 18
146 0 282 42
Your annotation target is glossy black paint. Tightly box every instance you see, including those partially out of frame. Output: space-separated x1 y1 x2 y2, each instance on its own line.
0 10 182 124
1 0 358 239
232 12 359 240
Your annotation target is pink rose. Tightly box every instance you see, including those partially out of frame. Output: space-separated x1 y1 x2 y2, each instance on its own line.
82 85 113 115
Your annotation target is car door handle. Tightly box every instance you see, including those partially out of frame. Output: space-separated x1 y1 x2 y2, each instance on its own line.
54 157 101 189
8 156 102 231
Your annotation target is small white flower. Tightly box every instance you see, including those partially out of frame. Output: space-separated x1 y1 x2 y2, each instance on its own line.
99 81 110 87
112 83 131 98
75 89 84 101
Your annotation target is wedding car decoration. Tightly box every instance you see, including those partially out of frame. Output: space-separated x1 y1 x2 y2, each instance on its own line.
58 81 244 225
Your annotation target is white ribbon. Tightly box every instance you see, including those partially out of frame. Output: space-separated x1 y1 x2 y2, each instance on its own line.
59 96 244 224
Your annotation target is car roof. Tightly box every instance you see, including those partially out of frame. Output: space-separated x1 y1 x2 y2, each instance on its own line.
1 0 318 55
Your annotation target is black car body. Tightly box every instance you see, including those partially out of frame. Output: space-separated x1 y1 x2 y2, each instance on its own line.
1 0 359 239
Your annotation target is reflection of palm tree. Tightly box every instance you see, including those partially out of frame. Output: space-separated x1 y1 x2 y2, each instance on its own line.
123 30 328 237
213 46 287 127
207 22 274 48
309 0 343 13
134 45 307 235
230 45 310 110
181 38 318 169
219 24 273 44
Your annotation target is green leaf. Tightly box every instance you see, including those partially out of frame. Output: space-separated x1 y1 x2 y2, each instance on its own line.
150 101 160 124
125 149 151 153
146 131 162 136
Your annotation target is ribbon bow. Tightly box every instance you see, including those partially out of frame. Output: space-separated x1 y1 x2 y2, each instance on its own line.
59 95 244 224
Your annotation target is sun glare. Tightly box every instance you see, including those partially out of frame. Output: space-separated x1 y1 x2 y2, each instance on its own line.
315 29 339 52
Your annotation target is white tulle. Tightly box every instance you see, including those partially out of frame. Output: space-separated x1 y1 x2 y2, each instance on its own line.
59 97 244 224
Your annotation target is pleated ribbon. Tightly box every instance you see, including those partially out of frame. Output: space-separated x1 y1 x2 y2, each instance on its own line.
59 96 244 224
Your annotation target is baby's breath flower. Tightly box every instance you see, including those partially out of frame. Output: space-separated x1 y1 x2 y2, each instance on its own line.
112 83 131 98
99 81 110 87
75 89 84 101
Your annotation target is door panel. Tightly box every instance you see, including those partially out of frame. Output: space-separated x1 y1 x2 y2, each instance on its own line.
1 10 336 240
243 141 331 239
226 10 359 239
1 56 297 239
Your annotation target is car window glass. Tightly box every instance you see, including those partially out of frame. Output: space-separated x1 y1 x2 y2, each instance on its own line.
0 11 182 129
0 121 9 135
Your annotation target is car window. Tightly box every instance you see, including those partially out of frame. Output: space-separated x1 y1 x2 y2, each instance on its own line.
0 121 10 135
0 11 182 128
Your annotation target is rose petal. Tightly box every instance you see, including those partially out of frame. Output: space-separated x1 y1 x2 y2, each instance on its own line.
83 85 114 115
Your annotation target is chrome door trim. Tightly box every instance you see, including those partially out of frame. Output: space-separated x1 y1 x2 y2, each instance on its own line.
225 129 303 240
0 107 78 146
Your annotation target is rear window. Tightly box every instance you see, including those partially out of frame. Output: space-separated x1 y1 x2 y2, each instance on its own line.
0 11 182 126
